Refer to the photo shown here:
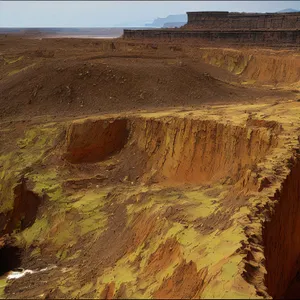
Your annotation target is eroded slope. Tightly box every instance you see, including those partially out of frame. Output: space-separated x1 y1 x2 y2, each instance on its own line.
1 36 299 121
0 101 299 298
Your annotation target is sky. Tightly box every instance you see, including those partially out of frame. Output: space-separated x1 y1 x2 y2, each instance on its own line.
0 1 300 27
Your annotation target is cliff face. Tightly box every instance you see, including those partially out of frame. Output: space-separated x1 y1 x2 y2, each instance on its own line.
263 157 300 298
123 11 300 46
186 12 300 30
196 48 300 85
65 118 129 163
64 116 278 187
123 29 300 47
127 118 277 185
1 100 300 299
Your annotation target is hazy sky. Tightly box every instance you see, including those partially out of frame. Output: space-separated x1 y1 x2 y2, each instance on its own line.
1 1 300 27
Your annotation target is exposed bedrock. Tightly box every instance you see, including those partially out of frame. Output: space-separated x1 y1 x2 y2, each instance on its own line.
64 118 129 163
185 11 300 30
0 177 42 235
263 156 300 298
129 118 279 184
65 116 279 186
197 48 300 85
123 29 300 47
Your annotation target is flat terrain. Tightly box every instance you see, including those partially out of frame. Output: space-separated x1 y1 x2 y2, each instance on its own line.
0 35 300 299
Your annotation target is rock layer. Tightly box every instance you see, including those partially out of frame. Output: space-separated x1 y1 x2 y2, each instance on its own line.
186 11 300 30
263 156 300 298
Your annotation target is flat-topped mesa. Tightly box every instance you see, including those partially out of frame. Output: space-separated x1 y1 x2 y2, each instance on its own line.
123 28 300 47
185 11 300 30
123 11 300 46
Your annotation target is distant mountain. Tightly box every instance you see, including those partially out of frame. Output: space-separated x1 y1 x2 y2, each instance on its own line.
277 8 299 13
145 14 187 28
163 22 186 28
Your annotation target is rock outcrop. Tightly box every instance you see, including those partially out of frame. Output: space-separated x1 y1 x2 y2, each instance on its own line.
123 11 300 46
185 11 300 30
123 29 300 47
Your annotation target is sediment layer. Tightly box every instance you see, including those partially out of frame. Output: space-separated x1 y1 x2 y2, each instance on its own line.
123 29 300 47
0 101 299 298
185 11 300 30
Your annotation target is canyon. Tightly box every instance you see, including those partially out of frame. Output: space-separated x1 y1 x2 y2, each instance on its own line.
0 33 299 299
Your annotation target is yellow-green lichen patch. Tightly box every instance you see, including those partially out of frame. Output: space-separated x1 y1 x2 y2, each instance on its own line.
18 218 49 247
56 249 68 260
79 215 107 236
97 257 138 298
0 153 20 212
29 169 64 202
0 123 63 213
242 80 256 85
220 255 241 282
122 185 233 294
54 269 80 297
71 190 108 213
181 189 221 219
17 124 62 161
66 250 82 261
0 277 7 299
30 247 41 257
126 196 155 225
8 63 36 76
28 168 62 205
94 204 176 297
101 264 136 288
59 285 74 295
70 190 110 236
71 282 93 298
3 56 24 64
51 220 77 247
58 276 77 295
201 254 257 299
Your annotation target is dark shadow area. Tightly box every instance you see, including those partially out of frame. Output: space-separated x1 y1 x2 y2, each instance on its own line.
263 158 300 298
1 178 42 235
283 271 300 299
0 245 22 276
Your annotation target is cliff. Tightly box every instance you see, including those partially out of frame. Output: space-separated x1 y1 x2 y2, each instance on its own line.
185 11 300 30
123 29 300 47
123 11 300 46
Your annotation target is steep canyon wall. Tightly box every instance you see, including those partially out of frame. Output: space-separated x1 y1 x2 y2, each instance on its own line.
123 29 300 46
186 11 300 30
123 11 300 46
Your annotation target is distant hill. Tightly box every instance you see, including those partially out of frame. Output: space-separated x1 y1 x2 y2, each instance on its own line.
277 8 299 13
163 22 186 28
145 14 187 28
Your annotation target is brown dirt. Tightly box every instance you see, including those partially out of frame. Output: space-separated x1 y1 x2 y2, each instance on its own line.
143 238 183 279
0 36 297 121
154 260 208 299
1 35 300 300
